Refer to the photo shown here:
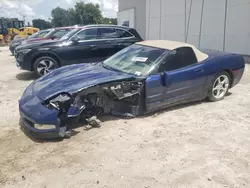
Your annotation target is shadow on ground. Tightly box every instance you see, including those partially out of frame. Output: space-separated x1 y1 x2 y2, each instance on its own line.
16 72 38 81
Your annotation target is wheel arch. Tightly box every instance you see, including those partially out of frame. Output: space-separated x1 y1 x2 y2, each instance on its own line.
31 52 61 71
223 69 234 88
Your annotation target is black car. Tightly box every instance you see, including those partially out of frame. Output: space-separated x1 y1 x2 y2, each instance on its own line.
15 25 143 76
9 29 52 55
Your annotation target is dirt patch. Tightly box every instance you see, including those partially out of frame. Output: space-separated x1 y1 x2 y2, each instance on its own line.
0 47 250 188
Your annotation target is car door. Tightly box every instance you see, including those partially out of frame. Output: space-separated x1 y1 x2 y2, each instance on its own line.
145 47 208 112
57 28 101 65
112 28 140 53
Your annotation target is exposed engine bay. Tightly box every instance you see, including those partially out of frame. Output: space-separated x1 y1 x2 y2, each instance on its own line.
43 79 145 137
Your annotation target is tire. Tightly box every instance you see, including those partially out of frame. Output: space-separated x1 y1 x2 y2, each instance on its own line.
207 71 231 102
33 56 59 77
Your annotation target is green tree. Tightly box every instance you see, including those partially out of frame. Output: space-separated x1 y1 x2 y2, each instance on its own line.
51 2 117 27
74 2 103 25
32 19 52 29
102 18 117 25
51 7 69 27
67 8 77 25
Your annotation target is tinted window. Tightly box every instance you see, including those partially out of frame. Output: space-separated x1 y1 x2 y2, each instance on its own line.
158 47 197 72
52 29 70 39
60 28 81 40
37 32 49 38
75 28 98 40
116 29 133 38
29 30 50 39
99 28 117 39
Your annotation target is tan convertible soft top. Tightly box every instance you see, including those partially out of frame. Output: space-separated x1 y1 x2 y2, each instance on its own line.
137 40 208 62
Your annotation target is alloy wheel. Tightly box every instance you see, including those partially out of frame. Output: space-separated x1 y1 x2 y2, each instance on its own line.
36 59 55 76
212 75 229 99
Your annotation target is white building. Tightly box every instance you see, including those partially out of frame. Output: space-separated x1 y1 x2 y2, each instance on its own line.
118 0 250 55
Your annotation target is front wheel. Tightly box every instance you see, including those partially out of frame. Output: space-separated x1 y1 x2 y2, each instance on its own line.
34 56 59 77
207 71 231 102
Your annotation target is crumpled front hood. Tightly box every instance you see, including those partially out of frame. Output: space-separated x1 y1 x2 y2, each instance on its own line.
30 63 135 100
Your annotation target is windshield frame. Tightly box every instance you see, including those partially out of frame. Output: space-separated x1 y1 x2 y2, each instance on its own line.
103 44 168 77
60 28 82 40
43 28 56 39
28 29 51 39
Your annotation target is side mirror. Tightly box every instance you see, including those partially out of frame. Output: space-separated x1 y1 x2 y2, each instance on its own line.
71 37 80 44
161 72 171 87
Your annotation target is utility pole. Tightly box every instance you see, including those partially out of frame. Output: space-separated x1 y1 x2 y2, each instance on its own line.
23 16 26 26
198 0 205 48
223 0 228 51
185 0 193 42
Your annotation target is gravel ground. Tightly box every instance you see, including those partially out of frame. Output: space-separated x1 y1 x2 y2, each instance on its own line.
0 46 250 188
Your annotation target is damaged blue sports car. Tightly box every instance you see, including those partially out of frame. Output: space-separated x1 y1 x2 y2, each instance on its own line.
19 40 245 139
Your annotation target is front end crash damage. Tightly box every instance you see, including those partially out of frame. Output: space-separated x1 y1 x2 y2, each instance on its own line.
43 79 145 138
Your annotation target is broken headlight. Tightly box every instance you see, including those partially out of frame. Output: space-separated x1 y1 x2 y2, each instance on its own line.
44 93 73 111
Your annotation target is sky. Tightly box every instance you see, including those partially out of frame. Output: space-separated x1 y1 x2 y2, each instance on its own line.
0 0 118 23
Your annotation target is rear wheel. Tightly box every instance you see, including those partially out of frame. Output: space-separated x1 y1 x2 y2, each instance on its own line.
208 71 230 102
34 56 59 77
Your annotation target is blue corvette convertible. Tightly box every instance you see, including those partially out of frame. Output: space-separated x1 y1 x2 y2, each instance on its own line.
19 40 245 138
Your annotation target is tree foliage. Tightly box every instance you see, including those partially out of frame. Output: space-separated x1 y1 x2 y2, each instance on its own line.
51 7 70 27
50 2 116 27
32 19 52 29
102 18 117 25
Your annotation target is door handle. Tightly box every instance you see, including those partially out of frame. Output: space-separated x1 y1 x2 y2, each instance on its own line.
194 69 204 73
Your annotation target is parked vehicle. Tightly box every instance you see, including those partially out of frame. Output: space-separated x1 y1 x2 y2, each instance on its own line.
0 17 40 42
15 25 143 76
0 18 8 43
9 29 52 55
20 26 76 45
10 26 75 55
19 40 245 139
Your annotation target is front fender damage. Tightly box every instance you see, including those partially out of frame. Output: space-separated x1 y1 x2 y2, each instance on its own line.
43 79 145 138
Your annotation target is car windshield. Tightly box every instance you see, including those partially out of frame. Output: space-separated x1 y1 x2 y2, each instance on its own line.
28 29 51 39
50 29 70 39
60 28 81 40
43 29 55 38
103 44 167 76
